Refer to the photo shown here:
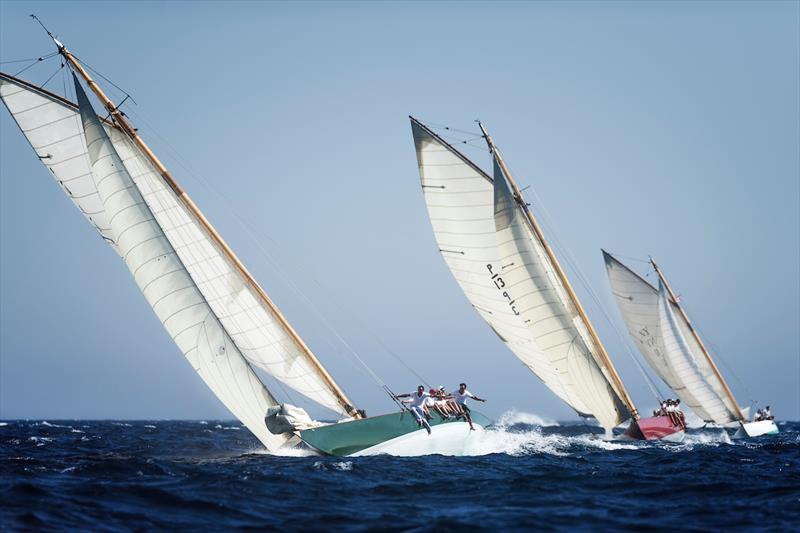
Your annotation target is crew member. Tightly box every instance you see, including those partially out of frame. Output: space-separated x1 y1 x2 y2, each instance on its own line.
395 386 432 435
451 382 486 431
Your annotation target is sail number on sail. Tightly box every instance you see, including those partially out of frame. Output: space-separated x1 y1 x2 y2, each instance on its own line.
486 264 520 316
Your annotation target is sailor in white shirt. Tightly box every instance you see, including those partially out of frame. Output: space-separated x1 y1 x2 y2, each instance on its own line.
451 382 486 431
395 386 432 435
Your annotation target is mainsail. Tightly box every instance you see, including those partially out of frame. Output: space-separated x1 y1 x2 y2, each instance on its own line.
411 117 631 430
603 252 741 424
1 53 357 447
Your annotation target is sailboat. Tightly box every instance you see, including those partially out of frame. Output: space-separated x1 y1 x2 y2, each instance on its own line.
410 117 683 442
0 33 489 457
603 252 779 438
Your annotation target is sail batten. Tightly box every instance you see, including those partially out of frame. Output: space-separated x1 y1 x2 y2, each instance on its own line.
604 252 741 424
411 117 630 430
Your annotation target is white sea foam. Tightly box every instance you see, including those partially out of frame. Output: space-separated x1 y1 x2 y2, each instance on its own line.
258 446 319 458
144 425 157 429
0 422 9 427
313 460 354 471
37 421 71 429
495 409 559 428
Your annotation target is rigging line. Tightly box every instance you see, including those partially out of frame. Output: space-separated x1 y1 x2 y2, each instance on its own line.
415 118 481 137
435 132 491 153
0 51 58 64
69 53 136 104
112 105 425 390
12 58 43 78
294 271 432 389
604 250 650 265
689 315 755 404
39 61 64 90
121 113 390 394
116 104 429 396
519 175 665 402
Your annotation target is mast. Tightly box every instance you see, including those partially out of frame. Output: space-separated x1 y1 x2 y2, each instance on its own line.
649 258 745 421
56 41 360 418
476 122 640 420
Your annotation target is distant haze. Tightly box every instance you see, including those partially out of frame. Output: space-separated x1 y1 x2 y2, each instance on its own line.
1 1 798 421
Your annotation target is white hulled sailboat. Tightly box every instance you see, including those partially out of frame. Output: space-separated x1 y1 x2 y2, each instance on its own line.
604 252 779 438
410 117 683 441
1 34 488 456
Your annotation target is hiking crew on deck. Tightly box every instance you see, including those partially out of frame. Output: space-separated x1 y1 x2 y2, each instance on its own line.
395 386 432 435
451 383 486 431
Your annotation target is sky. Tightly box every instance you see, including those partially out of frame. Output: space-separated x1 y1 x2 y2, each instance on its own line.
1 1 798 422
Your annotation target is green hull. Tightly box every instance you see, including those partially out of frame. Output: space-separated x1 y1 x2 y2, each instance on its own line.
299 410 492 456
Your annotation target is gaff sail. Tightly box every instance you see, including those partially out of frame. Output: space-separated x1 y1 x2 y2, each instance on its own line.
603 252 741 424
1 64 357 447
411 118 630 430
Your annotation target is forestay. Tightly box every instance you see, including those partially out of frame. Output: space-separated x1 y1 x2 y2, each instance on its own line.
411 118 628 431
603 252 740 424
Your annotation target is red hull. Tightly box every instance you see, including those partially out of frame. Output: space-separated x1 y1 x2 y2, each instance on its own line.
624 416 684 441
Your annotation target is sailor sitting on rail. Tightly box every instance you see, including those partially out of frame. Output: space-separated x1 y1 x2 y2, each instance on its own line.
395 386 432 435
664 399 686 429
427 387 454 419
755 406 774 422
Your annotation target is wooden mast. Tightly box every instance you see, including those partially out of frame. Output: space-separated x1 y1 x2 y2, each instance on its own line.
650 258 745 421
58 42 360 418
476 122 640 420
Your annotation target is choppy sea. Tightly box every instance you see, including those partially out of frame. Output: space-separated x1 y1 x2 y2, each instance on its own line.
1 413 798 531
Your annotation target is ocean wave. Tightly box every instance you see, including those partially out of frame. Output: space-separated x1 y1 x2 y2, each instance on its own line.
313 460 353 471
36 421 71 429
494 409 560 428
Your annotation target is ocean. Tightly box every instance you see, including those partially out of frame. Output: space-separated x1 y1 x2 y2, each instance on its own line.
1 414 798 531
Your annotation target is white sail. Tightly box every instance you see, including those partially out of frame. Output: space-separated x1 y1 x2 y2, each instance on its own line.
411 118 628 430
0 74 117 252
107 119 351 418
70 74 289 449
492 158 629 429
1 70 357 446
604 252 740 423
1 72 352 418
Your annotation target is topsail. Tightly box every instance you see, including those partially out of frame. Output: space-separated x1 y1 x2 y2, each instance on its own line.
603 252 741 424
411 118 633 431
1 48 357 448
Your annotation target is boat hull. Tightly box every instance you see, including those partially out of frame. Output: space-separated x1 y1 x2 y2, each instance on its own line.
299 410 491 456
734 420 779 439
622 416 685 442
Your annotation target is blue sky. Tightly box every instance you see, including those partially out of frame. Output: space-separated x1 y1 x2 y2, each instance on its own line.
1 1 798 421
